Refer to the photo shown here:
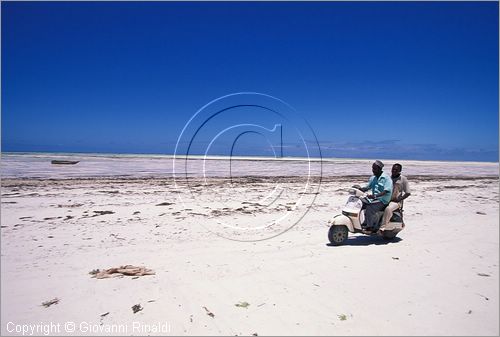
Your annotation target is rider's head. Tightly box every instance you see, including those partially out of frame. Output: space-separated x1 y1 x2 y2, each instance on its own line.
392 163 402 177
372 160 384 177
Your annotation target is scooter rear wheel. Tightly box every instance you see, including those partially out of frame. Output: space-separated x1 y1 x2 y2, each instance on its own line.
328 225 348 246
382 231 398 240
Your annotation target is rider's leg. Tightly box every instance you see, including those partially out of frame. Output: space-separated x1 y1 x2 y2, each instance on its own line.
365 200 386 230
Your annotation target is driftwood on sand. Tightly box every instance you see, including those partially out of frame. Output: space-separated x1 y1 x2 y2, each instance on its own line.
90 265 155 279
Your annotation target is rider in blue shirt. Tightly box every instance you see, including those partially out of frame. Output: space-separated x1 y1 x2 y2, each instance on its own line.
358 160 393 232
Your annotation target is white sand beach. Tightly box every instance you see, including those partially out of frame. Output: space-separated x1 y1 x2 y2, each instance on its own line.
1 154 498 335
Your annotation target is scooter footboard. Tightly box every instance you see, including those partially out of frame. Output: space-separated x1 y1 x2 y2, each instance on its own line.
380 221 405 232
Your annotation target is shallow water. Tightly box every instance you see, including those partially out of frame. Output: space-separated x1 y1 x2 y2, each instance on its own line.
1 152 498 179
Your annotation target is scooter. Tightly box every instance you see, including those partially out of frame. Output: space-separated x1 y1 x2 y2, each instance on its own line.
327 188 405 245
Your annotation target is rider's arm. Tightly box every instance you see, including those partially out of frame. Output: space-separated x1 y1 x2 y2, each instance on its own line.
361 177 375 193
369 189 390 199
370 175 392 199
374 190 389 198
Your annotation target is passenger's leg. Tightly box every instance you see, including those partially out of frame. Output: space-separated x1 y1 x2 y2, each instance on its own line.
381 202 400 230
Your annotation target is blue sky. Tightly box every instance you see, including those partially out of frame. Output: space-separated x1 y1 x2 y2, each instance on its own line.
2 1 498 161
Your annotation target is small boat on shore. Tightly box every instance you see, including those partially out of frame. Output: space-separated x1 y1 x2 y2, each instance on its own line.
51 160 80 165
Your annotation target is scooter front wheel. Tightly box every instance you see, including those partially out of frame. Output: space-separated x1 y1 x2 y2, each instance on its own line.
328 225 348 246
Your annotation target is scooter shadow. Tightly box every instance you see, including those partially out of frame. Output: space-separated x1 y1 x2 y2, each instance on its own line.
326 235 402 247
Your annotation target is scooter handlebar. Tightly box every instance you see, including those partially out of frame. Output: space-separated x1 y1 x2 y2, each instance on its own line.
349 187 367 198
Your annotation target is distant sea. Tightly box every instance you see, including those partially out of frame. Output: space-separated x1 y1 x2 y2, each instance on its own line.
1 152 498 179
